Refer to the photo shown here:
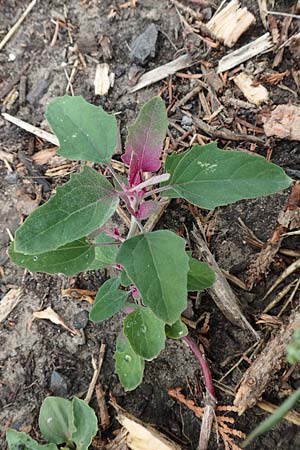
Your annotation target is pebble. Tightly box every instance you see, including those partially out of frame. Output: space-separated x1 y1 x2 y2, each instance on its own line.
26 72 52 106
5 172 17 184
181 115 193 129
50 370 68 397
130 23 158 65
72 310 89 330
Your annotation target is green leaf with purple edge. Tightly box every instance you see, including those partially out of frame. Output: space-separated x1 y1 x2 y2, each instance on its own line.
122 96 168 186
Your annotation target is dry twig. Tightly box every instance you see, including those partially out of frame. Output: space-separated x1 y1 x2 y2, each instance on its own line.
85 343 106 404
0 0 37 51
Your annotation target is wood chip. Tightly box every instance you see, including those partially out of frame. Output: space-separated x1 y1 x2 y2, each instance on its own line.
263 104 300 140
218 33 273 73
94 63 111 96
128 54 194 93
112 403 181 450
31 148 57 165
233 72 269 105
258 0 268 29
0 288 23 323
206 0 255 47
234 308 300 414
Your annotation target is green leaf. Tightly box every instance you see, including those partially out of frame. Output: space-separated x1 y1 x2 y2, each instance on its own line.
242 389 300 447
115 335 145 391
124 307 166 360
116 230 189 324
163 143 292 209
120 269 132 287
88 232 119 270
14 166 119 255
89 278 128 322
9 238 95 276
6 430 57 450
46 96 118 163
187 256 215 291
122 96 168 185
39 397 76 445
165 319 188 339
71 398 98 450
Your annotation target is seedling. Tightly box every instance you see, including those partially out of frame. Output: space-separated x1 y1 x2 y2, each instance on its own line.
9 95 292 391
6 396 98 450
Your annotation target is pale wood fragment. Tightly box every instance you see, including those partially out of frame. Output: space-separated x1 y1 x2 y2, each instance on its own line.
128 54 194 93
0 288 23 323
207 0 255 48
233 72 269 105
94 63 111 96
263 104 300 140
218 33 273 73
113 403 181 450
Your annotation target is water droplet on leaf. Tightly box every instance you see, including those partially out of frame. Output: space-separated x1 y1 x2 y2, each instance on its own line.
124 354 132 362
33 256 38 261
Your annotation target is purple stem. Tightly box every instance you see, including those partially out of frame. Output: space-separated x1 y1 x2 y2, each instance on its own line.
183 335 216 400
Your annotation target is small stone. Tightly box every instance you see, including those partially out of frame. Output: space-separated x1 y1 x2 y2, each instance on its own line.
26 72 52 106
5 172 17 184
72 310 89 329
50 370 68 397
8 53 16 62
202 7 212 21
181 115 193 129
130 24 158 66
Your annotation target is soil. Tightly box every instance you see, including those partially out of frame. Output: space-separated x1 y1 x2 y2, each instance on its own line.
1 1 300 449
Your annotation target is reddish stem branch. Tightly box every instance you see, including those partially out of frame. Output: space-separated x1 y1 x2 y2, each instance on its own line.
183 335 216 399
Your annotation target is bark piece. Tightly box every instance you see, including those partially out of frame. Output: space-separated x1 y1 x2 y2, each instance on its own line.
206 0 255 47
233 72 269 105
218 33 273 73
234 308 300 414
263 105 300 140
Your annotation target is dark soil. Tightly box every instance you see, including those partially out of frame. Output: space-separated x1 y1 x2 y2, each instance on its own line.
1 1 300 449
